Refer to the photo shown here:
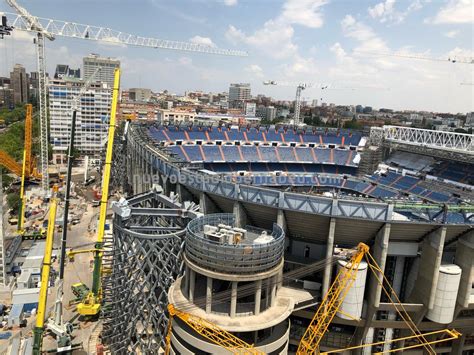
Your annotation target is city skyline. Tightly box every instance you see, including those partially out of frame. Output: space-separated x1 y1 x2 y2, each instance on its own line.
0 0 472 113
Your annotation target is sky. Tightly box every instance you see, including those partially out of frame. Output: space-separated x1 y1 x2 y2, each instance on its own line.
0 0 473 113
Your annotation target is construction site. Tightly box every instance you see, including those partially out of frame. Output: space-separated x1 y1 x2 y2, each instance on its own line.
0 0 473 354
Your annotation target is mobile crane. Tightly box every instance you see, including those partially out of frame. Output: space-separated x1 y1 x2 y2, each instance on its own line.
32 186 59 354
73 68 120 317
165 242 461 354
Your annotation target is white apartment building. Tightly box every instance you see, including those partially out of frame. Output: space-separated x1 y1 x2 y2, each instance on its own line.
49 77 112 158
83 54 120 88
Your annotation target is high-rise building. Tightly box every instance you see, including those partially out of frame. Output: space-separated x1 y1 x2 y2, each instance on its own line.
228 83 251 108
83 54 120 88
54 64 80 79
48 77 112 157
10 64 28 105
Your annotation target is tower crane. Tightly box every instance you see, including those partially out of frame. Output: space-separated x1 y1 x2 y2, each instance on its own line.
4 2 248 196
5 0 53 196
263 81 322 126
353 49 474 64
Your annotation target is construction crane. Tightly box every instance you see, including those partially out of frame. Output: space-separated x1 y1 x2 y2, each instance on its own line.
263 81 319 126
165 243 460 354
32 186 58 354
4 2 247 196
43 68 101 352
5 0 52 196
74 68 120 317
0 104 38 180
165 304 263 355
352 49 474 64
297 242 370 353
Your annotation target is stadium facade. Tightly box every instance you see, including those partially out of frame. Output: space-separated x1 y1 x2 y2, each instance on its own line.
107 122 473 354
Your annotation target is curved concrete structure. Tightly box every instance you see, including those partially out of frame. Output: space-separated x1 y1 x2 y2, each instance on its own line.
126 124 474 354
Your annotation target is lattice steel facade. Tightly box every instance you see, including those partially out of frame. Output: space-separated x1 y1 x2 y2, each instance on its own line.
101 191 198 353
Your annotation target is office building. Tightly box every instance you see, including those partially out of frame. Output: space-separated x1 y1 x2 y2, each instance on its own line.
10 64 28 105
83 54 120 88
48 77 112 157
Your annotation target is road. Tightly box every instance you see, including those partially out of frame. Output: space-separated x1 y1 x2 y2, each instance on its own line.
42 201 99 354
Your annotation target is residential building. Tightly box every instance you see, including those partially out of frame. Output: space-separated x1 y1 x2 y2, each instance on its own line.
228 83 251 108
83 54 120 88
10 64 28 105
245 102 256 116
129 88 152 102
48 77 112 158
118 101 159 121
0 87 14 108
156 108 195 124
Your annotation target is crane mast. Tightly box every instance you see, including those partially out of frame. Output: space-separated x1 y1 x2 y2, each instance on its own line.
6 0 54 195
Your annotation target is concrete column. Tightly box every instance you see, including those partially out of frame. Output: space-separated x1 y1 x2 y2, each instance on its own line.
277 209 287 234
322 218 336 298
270 275 277 307
254 279 262 315
410 226 446 308
183 265 190 298
233 202 247 228
450 332 466 355
177 183 193 204
206 277 212 313
230 281 237 318
454 231 474 313
199 192 218 215
355 223 390 347
189 269 195 303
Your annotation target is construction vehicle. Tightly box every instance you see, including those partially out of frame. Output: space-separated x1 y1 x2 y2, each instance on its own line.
5 2 247 196
165 243 461 354
71 68 120 317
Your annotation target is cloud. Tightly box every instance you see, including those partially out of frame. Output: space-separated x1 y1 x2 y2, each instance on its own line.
244 64 264 78
429 0 474 24
281 55 319 78
225 0 328 59
444 30 460 38
368 0 397 22
341 15 388 52
189 35 216 48
368 0 430 24
223 0 237 6
280 0 329 28
226 21 297 59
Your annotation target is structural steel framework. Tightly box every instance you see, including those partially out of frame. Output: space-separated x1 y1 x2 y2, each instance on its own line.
101 190 199 354
381 126 473 155
5 12 248 57
127 124 473 224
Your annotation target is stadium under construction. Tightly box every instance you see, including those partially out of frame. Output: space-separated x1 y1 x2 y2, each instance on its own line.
102 123 474 354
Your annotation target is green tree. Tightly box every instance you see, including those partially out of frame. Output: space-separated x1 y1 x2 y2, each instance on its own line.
7 192 21 212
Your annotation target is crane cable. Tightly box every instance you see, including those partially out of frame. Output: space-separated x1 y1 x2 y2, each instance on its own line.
364 252 436 354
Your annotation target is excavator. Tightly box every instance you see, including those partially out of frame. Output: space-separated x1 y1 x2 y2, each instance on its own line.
165 242 461 354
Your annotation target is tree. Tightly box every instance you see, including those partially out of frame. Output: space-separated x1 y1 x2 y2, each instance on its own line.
7 192 21 213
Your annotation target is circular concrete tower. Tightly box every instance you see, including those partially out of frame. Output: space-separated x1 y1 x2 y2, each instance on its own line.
168 213 293 354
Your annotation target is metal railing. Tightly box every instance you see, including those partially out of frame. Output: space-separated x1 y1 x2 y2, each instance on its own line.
185 214 285 274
